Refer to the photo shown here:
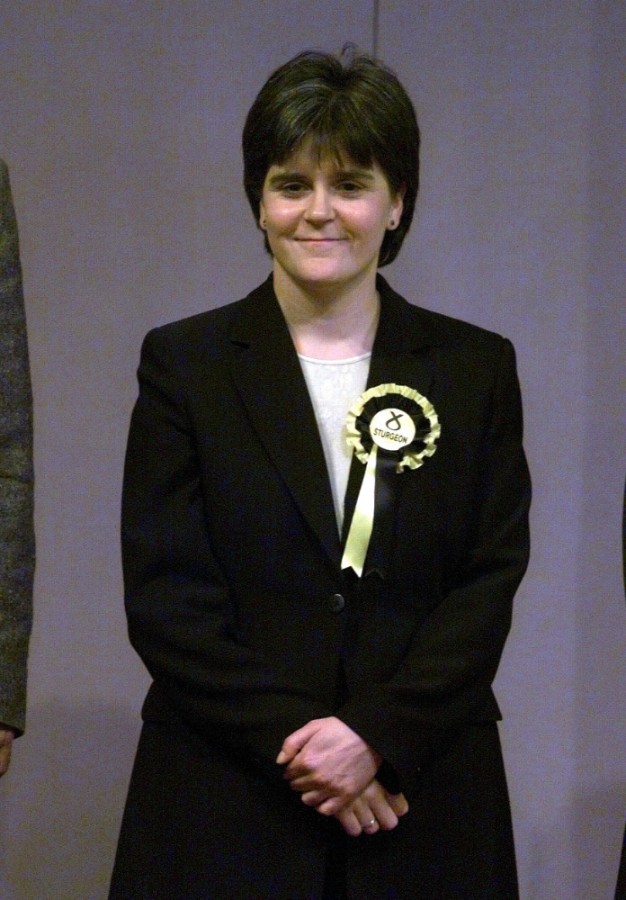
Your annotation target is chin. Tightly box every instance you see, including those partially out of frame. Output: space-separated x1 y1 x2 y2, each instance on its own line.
298 272 350 291
293 262 353 283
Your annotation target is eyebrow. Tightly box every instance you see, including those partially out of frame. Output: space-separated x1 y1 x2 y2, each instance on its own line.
266 167 376 187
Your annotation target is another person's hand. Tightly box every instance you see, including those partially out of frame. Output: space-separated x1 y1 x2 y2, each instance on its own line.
0 725 15 776
334 779 409 836
277 716 382 814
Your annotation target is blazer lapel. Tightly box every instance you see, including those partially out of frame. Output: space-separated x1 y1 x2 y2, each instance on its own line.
366 276 436 394
342 276 438 560
228 278 341 567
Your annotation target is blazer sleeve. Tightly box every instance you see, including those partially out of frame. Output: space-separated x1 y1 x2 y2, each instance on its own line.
338 337 531 788
0 161 34 736
122 327 329 773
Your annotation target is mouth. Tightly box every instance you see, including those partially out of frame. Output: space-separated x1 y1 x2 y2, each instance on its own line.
294 237 346 244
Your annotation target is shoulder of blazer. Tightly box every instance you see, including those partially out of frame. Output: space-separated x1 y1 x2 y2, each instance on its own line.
141 276 280 358
142 274 512 370
376 275 510 356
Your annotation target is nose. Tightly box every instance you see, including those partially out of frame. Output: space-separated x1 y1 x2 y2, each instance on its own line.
304 185 334 223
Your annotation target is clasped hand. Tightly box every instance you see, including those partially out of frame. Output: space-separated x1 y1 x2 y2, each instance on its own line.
276 716 408 837
0 725 15 777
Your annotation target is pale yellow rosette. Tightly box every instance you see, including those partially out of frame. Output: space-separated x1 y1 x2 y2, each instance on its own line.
341 383 441 577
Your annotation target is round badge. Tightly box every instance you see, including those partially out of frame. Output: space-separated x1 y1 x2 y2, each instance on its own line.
369 408 416 452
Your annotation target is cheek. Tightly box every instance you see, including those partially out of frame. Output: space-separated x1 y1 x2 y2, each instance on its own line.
356 209 392 242
264 206 298 234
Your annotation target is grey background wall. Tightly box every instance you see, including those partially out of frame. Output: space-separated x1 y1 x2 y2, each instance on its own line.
0 2 624 897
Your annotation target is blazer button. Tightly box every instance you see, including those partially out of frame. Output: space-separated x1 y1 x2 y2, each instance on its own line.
328 593 345 613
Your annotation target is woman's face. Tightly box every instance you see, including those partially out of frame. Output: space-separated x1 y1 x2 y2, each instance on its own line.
259 140 403 299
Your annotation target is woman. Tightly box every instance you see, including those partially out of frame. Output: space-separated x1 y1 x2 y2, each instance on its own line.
110 49 531 899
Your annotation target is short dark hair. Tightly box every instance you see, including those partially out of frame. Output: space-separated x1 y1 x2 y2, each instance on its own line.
242 47 420 267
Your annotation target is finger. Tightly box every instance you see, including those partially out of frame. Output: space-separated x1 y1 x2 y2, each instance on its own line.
282 756 310 781
357 782 401 831
283 769 310 787
361 813 380 835
314 794 347 816
346 796 380 835
276 721 319 764
285 763 336 795
369 798 398 832
335 808 363 838
300 790 332 808
283 763 324 786
385 791 409 817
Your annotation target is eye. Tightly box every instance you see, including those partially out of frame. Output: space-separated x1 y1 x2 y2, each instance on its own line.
337 180 362 194
279 181 308 196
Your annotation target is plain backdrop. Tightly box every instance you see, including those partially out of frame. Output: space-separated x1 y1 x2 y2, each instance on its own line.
0 2 624 897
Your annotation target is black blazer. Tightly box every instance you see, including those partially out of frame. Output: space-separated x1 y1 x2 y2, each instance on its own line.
114 274 530 898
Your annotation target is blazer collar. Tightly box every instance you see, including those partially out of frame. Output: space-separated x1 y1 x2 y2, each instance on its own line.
341 275 437 551
228 277 341 566
228 275 437 569
368 274 435 387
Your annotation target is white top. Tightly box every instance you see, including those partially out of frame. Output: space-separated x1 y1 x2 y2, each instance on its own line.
298 352 371 533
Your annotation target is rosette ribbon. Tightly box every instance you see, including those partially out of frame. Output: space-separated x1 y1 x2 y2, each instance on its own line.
341 383 440 577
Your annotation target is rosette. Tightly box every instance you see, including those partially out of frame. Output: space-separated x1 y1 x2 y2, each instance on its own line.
341 383 440 577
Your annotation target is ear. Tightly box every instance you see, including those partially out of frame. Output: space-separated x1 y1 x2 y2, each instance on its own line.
388 184 405 230
259 201 267 230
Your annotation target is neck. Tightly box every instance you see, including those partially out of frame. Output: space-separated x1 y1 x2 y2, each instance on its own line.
273 269 380 360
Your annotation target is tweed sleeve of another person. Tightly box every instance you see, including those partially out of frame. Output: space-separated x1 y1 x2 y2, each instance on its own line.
0 160 34 735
